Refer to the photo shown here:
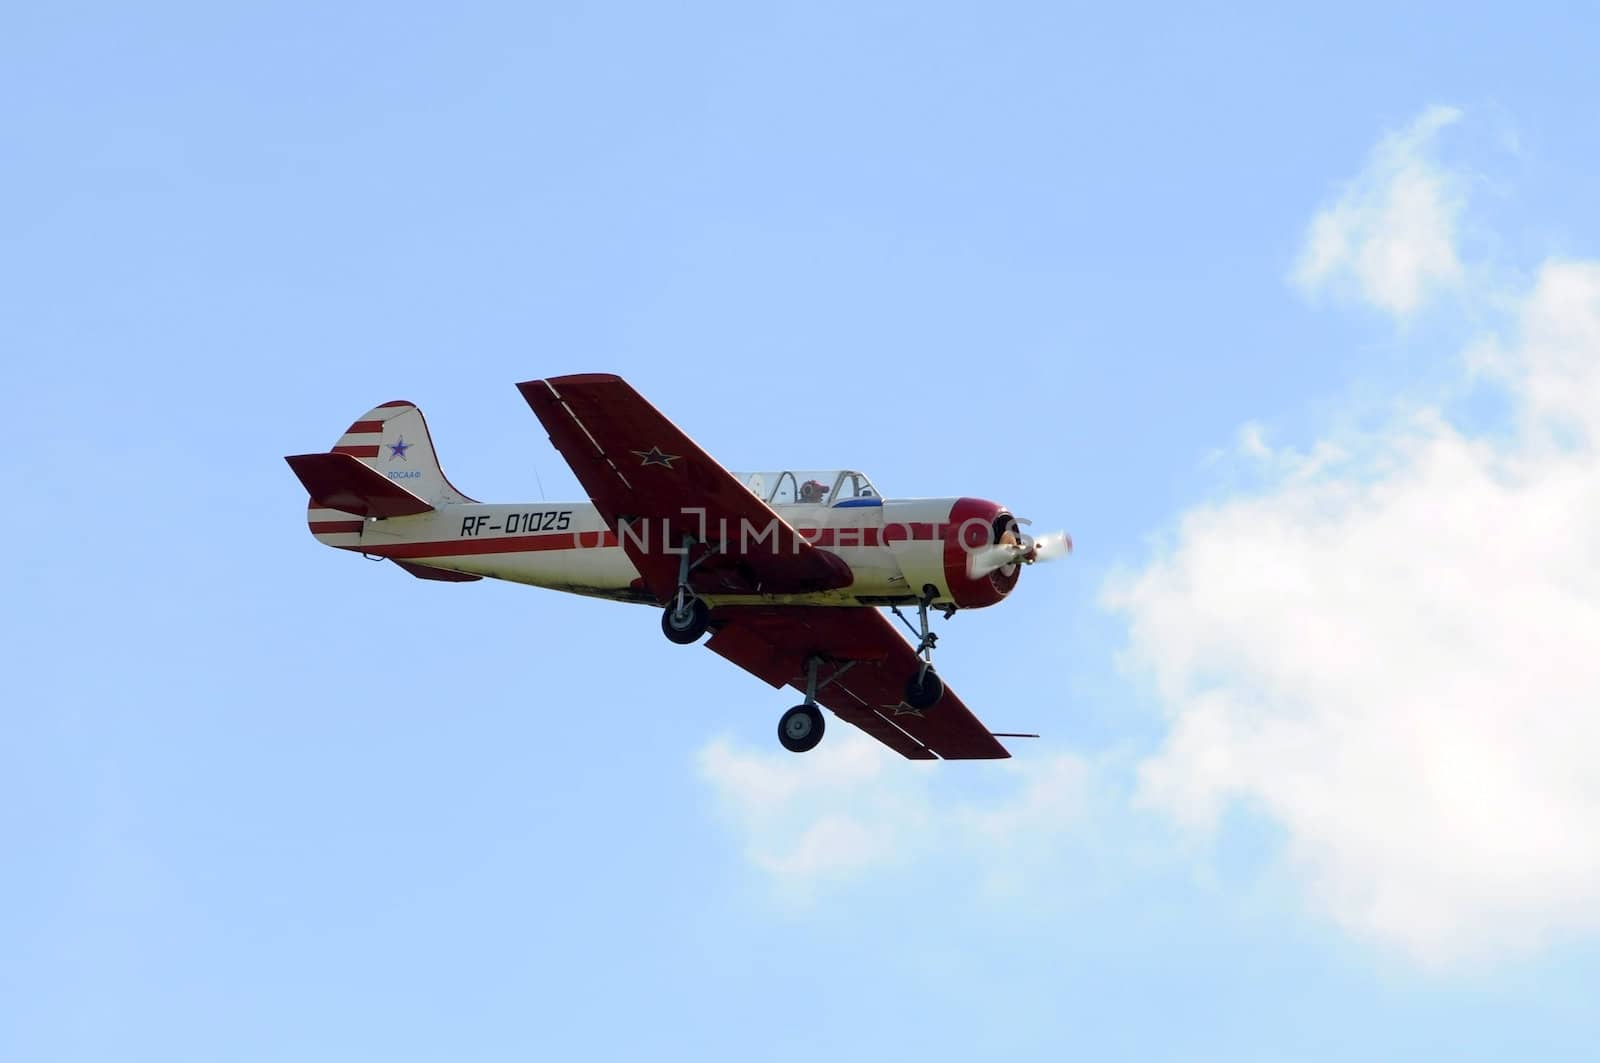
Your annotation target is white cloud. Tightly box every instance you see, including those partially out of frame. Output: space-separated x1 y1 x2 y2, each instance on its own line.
1292 105 1465 317
696 732 1093 903
697 108 1600 971
1107 259 1600 967
696 734 922 891
1478 260 1600 445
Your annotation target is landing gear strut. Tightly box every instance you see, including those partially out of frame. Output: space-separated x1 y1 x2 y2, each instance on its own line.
894 585 951 710
661 533 711 644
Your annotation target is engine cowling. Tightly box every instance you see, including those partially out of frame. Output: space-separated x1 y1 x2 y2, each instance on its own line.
941 497 1021 609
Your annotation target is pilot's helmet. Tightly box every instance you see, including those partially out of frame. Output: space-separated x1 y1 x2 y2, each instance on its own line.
800 479 829 503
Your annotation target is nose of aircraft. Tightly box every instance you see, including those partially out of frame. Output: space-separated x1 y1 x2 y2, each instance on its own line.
940 498 1020 607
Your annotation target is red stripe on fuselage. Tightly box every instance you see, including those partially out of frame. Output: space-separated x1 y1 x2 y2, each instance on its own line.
361 523 942 562
362 531 587 560
310 519 364 534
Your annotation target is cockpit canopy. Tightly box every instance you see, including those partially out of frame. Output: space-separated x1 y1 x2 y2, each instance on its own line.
735 469 880 507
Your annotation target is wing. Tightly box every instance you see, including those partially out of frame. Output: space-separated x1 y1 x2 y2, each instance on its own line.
517 374 850 601
704 605 1011 760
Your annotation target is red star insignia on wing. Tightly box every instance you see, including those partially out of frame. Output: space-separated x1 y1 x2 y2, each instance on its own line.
632 446 680 468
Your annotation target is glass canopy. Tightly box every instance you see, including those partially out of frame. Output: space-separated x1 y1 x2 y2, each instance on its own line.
734 469 880 506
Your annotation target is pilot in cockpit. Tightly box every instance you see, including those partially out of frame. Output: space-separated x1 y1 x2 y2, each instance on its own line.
799 479 830 504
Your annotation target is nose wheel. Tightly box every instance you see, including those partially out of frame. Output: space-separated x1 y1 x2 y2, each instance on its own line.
778 704 825 752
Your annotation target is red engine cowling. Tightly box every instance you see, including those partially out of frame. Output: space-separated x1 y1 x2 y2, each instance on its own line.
941 497 1021 609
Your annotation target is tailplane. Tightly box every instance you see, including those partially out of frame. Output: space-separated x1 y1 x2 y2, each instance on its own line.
284 452 434 518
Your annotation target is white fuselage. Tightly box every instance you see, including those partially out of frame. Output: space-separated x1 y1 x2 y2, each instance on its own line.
332 497 969 607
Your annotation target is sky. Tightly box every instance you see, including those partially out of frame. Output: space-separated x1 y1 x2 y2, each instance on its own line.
6 2 1600 1059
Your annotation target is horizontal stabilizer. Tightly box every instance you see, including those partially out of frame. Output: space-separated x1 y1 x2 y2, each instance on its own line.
284 452 434 518
392 559 482 582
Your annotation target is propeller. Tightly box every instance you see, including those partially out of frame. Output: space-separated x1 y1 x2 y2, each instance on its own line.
965 526 1073 579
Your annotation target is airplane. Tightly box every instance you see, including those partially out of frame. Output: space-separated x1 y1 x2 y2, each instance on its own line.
285 374 1069 760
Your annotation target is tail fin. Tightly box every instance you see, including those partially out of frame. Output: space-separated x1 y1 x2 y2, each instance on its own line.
293 400 477 550
326 401 476 506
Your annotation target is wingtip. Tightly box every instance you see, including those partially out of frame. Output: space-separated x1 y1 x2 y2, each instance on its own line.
547 372 624 386
516 373 626 398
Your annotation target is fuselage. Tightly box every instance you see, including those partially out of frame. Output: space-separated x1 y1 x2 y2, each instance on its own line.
311 495 1021 610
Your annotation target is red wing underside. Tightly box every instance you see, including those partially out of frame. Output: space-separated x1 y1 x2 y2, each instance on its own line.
516 374 850 600
706 606 1011 760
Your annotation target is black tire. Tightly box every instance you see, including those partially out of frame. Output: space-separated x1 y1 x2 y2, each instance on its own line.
778 704 825 753
904 668 945 709
661 599 710 644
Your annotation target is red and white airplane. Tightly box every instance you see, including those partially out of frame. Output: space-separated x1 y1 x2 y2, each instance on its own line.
286 374 1068 759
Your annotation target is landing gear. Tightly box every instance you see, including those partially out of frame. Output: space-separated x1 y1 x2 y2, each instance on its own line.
662 533 711 644
891 585 951 711
776 656 846 754
765 589 954 750
905 668 944 709
778 704 825 753
661 598 710 644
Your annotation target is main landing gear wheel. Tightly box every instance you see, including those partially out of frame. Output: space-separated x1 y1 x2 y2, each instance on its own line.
661 598 710 644
904 669 945 710
889 587 948 712
778 704 825 753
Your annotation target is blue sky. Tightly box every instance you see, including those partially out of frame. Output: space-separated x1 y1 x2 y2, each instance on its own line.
7 3 1600 1059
